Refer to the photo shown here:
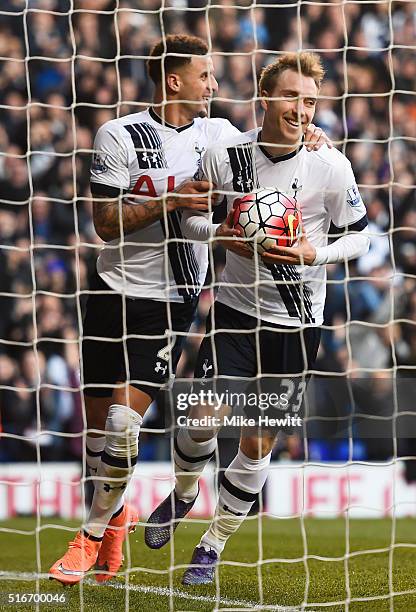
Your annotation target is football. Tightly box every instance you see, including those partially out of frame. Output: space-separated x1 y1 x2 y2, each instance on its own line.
232 188 302 255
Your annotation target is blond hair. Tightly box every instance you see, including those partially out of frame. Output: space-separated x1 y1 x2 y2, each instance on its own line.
259 52 325 94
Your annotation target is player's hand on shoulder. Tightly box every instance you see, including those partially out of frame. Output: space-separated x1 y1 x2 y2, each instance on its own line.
304 124 333 152
261 234 316 266
167 180 218 212
215 210 253 260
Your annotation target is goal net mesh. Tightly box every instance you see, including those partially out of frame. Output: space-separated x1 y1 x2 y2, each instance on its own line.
0 0 415 610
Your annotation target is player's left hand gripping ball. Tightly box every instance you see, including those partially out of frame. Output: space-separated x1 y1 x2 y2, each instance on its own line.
261 232 317 266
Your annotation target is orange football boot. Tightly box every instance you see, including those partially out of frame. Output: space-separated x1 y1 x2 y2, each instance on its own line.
94 504 139 583
49 531 101 585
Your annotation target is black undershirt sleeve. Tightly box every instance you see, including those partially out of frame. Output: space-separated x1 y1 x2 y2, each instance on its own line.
329 213 368 238
90 182 127 198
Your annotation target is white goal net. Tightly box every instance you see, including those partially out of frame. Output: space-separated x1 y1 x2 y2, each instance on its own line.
0 1 415 611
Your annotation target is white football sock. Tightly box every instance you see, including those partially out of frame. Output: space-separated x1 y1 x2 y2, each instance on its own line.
86 434 124 518
200 448 271 554
174 428 217 502
84 404 142 538
86 434 105 475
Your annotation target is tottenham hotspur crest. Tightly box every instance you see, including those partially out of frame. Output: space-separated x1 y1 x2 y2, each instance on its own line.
202 359 213 379
291 178 302 199
193 142 206 180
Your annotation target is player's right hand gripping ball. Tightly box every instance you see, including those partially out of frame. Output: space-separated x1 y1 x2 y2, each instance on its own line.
232 188 302 255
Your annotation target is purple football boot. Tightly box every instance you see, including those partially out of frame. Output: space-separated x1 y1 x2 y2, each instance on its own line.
145 487 199 549
182 546 218 585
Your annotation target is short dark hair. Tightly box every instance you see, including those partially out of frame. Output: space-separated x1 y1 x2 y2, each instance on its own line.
147 35 208 85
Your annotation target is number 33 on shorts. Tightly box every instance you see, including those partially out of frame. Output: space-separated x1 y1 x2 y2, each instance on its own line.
279 378 307 413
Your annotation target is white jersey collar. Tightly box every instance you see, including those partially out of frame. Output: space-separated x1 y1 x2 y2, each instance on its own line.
149 107 195 133
257 130 303 164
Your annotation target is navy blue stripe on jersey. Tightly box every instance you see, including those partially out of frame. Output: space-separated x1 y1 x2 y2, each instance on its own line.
333 214 368 233
228 143 256 193
266 263 315 323
175 210 201 291
145 122 168 166
160 211 200 303
266 263 300 319
283 265 315 323
171 210 200 296
280 264 314 323
124 123 168 169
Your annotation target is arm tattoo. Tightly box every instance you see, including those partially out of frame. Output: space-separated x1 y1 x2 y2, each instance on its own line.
93 197 169 241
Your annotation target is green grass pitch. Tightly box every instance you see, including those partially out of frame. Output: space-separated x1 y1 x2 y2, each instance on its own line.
0 517 416 611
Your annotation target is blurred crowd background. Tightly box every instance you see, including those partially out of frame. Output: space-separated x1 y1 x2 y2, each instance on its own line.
0 0 415 466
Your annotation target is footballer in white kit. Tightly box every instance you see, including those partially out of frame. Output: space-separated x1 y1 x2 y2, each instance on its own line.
84 106 239 399
90 107 239 303
201 127 368 327
186 124 369 419
167 51 371 587
184 66 369 405
50 34 242 586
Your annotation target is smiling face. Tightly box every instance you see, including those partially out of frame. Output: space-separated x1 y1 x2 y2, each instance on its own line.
261 68 318 146
170 56 218 119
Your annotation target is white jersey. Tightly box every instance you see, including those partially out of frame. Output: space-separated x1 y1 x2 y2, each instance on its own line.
90 108 239 301
201 128 368 326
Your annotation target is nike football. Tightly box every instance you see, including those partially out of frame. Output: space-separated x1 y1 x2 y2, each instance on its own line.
232 188 302 255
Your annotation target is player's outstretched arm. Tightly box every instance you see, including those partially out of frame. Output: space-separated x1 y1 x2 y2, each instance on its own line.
92 180 215 241
262 227 370 267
